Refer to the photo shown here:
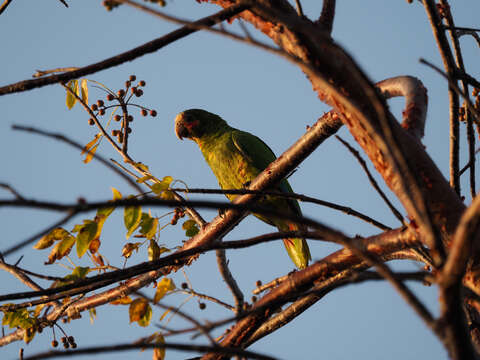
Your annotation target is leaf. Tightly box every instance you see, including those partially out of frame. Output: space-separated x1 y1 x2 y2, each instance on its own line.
182 220 199 237
66 80 78 109
89 308 96 324
81 79 88 104
72 266 89 279
152 333 166 360
45 235 75 264
159 308 171 322
136 162 149 172
76 222 98 258
151 176 173 195
81 133 101 155
110 296 133 305
23 326 36 344
124 199 142 239
154 277 175 303
83 143 99 164
137 175 154 183
148 239 161 261
129 298 151 327
121 242 142 259
33 227 70 249
140 213 158 240
112 187 122 201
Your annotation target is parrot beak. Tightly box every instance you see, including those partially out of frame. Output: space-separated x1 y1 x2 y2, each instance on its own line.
174 113 187 140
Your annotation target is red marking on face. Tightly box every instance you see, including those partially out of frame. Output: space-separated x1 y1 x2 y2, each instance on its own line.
184 119 199 130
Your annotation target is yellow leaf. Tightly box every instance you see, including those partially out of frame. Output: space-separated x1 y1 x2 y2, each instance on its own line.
81 79 88 104
66 80 78 109
110 296 133 305
159 308 171 322
148 238 160 261
83 143 99 164
33 227 70 249
81 133 101 155
152 333 166 360
154 278 175 303
129 298 150 325
112 187 122 200
137 175 154 183
122 242 142 259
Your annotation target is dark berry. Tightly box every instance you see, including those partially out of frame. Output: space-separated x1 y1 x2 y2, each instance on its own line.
114 114 121 121
91 104 98 111
138 80 146 87
99 108 105 116
181 282 188 289
127 115 133 122
199 302 206 310
129 75 136 82
125 81 131 88
135 89 143 97
68 336 75 344
71 342 77 349
255 280 262 287
61 336 67 343
127 127 132 134
131 87 137 94
141 109 147 116
117 89 125 97
52 340 58 348
150 110 157 117
97 100 104 107
106 94 115 101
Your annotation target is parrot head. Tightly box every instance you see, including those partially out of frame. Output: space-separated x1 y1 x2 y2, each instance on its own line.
174 109 228 141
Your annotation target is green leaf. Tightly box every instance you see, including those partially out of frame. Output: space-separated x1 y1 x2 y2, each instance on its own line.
153 333 166 360
151 176 174 195
89 308 96 324
66 80 78 109
182 220 199 237
137 175 154 183
140 213 158 240
72 266 89 279
80 79 88 104
154 277 175 303
76 222 98 258
124 199 142 239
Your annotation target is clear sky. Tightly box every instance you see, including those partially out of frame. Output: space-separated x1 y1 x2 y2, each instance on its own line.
1 1 479 359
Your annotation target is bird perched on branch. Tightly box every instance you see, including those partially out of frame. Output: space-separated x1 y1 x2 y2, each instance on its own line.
174 109 311 269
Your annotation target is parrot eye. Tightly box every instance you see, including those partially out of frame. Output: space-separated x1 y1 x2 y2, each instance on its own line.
184 114 193 123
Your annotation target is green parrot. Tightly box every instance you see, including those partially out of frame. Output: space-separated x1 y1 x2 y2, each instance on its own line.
174 109 311 269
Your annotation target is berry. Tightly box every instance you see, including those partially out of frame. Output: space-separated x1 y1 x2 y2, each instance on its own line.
63 342 70 349
114 114 121 122
88 118 95 126
51 340 58 348
255 280 262 287
181 282 188 289
106 94 115 101
68 336 75 344
127 115 133 122
141 109 147 116
125 81 131 88
170 219 177 225
150 110 157 117
127 127 132 134
112 130 118 136
135 89 143 97
129 75 136 82
91 104 98 111
131 87 137 94
138 80 146 87
71 342 77 349
61 336 67 344
97 99 104 107
117 89 125 97
99 108 105 116
199 302 206 310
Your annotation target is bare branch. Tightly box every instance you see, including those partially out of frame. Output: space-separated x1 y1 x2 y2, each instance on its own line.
317 0 335 33
336 135 405 225
0 0 13 16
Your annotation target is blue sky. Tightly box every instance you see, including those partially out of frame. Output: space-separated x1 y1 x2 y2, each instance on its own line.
1 1 479 359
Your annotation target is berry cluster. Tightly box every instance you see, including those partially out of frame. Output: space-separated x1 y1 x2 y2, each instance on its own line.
88 75 157 144
51 335 77 349
170 208 185 225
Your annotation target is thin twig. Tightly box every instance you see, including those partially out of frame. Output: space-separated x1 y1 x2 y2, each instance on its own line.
32 67 79 78
170 187 390 230
423 0 461 195
0 4 249 96
317 0 335 34
335 136 405 224
294 0 303 17
0 0 13 16
0 183 24 200
441 0 476 197
216 249 244 314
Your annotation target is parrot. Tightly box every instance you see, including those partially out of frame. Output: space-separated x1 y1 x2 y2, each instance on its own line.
174 109 311 269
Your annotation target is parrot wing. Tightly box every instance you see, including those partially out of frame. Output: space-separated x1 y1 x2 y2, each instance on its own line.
231 130 302 216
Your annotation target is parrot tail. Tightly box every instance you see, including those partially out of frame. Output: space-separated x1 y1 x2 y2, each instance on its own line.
280 222 311 269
